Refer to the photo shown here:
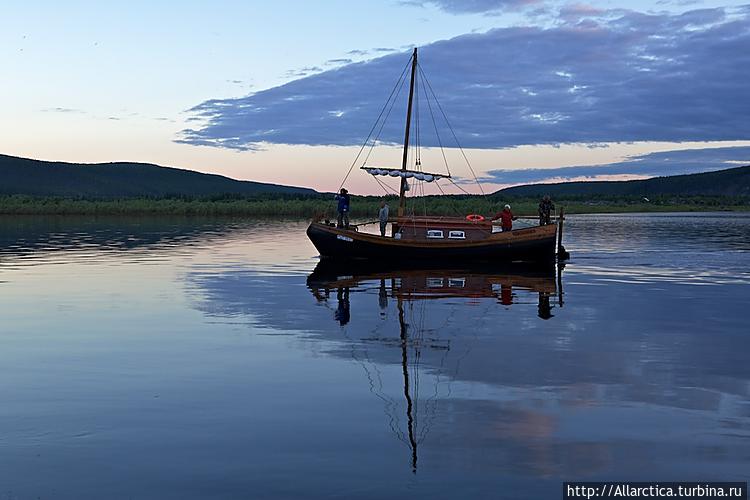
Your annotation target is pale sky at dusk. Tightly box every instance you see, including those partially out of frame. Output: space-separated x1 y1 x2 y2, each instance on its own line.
2 0 749 194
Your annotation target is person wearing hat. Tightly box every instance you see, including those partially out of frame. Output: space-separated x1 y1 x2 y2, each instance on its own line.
538 195 554 226
493 204 516 232
335 188 351 229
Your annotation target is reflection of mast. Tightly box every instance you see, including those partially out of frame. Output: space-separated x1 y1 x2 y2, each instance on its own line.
397 294 418 473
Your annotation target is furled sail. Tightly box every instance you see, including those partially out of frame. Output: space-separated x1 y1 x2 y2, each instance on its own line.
361 166 450 183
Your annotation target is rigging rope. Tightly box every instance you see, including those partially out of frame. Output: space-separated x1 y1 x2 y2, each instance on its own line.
447 178 473 196
343 50 488 214
418 66 451 179
362 66 411 167
418 64 487 198
434 179 465 216
374 175 400 195
335 56 413 197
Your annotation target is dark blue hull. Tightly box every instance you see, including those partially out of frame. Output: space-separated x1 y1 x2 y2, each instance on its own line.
307 222 557 264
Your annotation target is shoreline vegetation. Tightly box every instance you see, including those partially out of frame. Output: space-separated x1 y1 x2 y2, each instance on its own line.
2 155 747 217
0 194 747 217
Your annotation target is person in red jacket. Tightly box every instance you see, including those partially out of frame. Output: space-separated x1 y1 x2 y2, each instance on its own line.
493 204 516 232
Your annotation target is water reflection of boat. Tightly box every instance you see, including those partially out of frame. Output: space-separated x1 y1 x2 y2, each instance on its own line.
308 260 561 310
306 261 563 471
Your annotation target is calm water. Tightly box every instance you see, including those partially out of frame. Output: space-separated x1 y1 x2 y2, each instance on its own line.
0 214 748 499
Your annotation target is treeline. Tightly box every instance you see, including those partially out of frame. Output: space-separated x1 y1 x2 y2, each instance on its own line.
0 193 747 216
0 154 317 197
498 165 750 197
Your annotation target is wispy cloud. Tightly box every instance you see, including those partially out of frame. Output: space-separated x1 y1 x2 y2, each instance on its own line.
481 146 750 184
283 66 323 78
325 58 354 65
401 0 542 14
41 107 85 114
178 7 750 151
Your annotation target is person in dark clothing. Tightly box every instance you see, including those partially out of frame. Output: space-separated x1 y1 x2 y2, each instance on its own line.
538 292 553 319
378 278 388 315
538 195 554 226
335 287 350 326
335 188 350 229
493 204 516 232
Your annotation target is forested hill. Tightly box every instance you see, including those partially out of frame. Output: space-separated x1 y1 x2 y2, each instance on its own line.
495 165 750 198
0 154 317 197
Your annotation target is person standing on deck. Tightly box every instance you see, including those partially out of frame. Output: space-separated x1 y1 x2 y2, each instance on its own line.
378 201 390 237
493 204 517 232
335 188 350 229
538 195 554 226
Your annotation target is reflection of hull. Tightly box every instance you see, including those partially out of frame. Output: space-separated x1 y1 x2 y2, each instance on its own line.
307 259 557 298
307 222 557 263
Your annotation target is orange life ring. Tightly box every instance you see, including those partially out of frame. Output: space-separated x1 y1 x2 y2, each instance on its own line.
465 214 485 222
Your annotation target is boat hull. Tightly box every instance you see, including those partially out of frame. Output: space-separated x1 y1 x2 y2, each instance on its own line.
307 222 557 263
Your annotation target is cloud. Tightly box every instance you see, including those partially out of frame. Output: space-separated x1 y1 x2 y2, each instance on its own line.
336 48 395 60
325 58 354 65
41 107 85 114
178 7 750 151
402 0 542 14
481 146 750 184
283 66 323 78
557 3 606 21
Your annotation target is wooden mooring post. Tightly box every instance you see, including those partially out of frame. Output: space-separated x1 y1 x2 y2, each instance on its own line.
557 207 570 260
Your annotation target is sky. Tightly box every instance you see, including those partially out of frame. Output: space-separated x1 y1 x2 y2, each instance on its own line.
1 0 749 194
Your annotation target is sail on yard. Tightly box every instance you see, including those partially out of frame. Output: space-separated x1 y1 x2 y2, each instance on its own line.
306 48 559 263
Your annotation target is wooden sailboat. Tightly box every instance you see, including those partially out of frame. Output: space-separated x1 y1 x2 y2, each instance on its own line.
307 48 559 264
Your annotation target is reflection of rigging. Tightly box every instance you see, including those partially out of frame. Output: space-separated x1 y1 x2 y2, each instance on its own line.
307 261 564 473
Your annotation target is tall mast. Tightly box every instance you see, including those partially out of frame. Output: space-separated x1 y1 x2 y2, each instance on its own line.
399 47 418 217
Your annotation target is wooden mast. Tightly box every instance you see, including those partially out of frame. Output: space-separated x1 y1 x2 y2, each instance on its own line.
398 48 418 217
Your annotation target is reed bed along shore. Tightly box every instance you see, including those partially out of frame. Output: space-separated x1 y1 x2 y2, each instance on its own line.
0 194 747 217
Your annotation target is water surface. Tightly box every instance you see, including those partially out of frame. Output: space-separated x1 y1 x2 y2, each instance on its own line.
0 214 748 499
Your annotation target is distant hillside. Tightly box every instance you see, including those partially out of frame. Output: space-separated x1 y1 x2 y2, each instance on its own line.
495 165 750 198
0 154 317 197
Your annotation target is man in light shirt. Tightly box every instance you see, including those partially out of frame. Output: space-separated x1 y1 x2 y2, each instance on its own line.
378 201 390 237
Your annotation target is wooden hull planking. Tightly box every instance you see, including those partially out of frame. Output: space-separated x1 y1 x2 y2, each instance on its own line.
306 221 557 263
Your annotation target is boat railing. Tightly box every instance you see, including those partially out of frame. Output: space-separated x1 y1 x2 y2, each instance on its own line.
511 215 561 220
350 219 383 228
322 214 564 234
